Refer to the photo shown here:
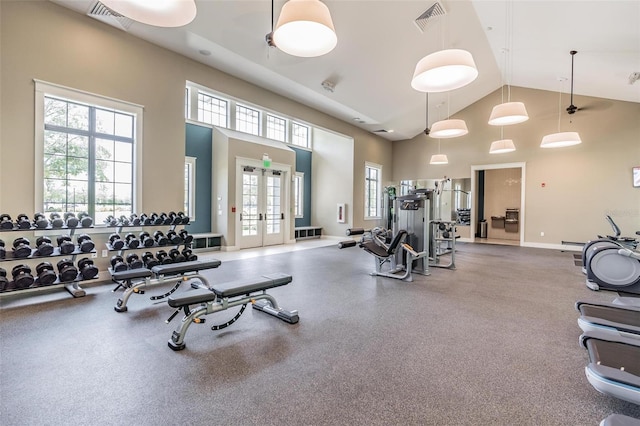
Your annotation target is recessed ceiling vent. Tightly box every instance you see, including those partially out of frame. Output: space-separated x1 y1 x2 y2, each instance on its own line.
87 1 134 32
414 2 447 33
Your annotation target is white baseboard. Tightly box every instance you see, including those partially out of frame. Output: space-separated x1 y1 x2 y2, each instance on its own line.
521 242 583 252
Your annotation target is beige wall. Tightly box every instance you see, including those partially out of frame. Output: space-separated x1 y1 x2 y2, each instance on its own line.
393 86 640 247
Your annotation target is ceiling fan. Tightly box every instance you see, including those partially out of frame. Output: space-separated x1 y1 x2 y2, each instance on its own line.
566 50 580 114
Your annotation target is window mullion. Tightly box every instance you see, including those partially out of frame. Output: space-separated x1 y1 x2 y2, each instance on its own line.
88 107 96 218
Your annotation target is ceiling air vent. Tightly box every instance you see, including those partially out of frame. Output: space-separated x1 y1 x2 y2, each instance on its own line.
87 1 134 32
414 2 447 33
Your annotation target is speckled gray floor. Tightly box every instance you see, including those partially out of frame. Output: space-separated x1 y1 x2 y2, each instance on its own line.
1 243 639 425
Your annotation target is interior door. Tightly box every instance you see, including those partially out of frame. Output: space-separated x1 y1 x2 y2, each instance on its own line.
238 167 285 249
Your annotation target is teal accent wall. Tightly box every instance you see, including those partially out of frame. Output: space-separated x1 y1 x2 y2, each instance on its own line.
292 147 312 227
184 123 212 234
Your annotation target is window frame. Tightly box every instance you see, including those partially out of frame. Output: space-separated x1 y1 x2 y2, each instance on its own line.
184 156 196 221
266 113 288 142
364 162 382 220
197 90 229 128
291 121 310 148
294 172 304 219
235 103 261 136
34 79 143 221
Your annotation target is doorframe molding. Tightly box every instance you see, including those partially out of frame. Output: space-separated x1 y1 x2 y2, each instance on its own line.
235 156 292 249
470 162 526 246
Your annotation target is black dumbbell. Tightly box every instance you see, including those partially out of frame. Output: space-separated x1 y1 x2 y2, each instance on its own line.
139 232 154 248
0 239 5 259
153 230 168 246
104 215 118 226
77 258 99 280
166 230 182 245
129 214 141 226
142 252 160 269
64 212 79 228
182 248 197 262
119 215 130 226
160 212 172 225
57 259 78 282
0 267 9 291
168 211 181 225
125 233 140 249
35 236 55 256
36 262 57 286
156 250 173 264
12 265 35 289
12 237 32 258
57 235 76 255
0 214 14 230
16 214 31 229
33 213 50 229
110 255 127 272
126 253 144 269
78 212 93 228
77 234 95 253
109 233 125 250
176 212 190 225
140 214 153 225
49 212 64 228
150 213 164 225
178 229 193 245
168 248 186 263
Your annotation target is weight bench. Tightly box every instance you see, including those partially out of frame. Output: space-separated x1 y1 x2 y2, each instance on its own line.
112 259 221 312
580 329 640 405
166 272 298 351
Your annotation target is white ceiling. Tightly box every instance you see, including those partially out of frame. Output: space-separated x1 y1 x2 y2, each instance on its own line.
51 0 640 141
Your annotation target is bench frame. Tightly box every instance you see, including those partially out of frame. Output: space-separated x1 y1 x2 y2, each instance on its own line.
112 260 220 312
167 274 298 351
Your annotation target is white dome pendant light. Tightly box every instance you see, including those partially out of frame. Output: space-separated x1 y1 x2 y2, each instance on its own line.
412 49 478 93
430 94 468 139
272 0 337 57
488 3 529 126
489 124 516 154
101 0 197 27
541 60 582 149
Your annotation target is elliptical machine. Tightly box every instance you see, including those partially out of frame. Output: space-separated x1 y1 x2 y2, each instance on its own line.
582 216 640 294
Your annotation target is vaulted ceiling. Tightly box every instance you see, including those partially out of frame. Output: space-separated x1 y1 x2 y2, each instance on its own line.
51 0 640 141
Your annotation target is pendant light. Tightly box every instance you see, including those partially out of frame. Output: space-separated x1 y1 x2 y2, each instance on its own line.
412 49 478 93
541 68 582 148
272 0 337 57
101 0 197 27
488 2 529 126
489 139 516 154
429 103 448 164
430 93 468 139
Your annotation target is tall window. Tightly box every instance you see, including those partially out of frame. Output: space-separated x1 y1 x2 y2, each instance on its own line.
184 157 196 220
198 91 228 127
365 162 382 219
266 114 287 141
294 172 304 218
40 93 137 223
291 122 310 148
236 104 260 135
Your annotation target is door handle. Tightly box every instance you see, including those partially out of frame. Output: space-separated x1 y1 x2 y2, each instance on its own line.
240 213 242 221
281 213 284 220
259 213 263 221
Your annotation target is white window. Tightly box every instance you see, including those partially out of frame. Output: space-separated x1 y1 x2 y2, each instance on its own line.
198 91 228 127
185 87 191 119
365 162 382 219
236 104 260 135
294 172 304 218
184 156 196 221
266 114 287 141
291 122 310 148
35 80 142 224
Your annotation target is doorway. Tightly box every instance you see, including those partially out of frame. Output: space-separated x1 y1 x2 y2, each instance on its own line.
237 165 287 249
470 162 525 246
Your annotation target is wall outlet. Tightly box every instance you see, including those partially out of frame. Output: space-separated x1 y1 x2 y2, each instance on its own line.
91 252 98 258
102 249 108 257
540 231 545 237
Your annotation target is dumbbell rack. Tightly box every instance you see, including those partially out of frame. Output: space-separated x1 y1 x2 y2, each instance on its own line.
0 225 97 298
105 222 193 275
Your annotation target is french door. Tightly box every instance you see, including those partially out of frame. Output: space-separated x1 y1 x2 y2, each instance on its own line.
238 166 285 249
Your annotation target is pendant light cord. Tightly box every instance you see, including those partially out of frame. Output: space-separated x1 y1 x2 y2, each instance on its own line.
271 0 274 32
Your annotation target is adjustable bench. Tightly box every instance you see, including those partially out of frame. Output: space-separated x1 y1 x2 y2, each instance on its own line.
166 272 298 351
112 259 221 312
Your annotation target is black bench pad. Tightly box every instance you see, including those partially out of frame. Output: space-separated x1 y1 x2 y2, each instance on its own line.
112 268 153 281
212 273 292 298
151 259 221 276
361 241 390 258
168 273 293 308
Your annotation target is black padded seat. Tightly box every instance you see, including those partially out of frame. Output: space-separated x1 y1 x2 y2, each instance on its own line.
212 273 292 298
151 259 221 276
112 268 153 281
168 288 215 308
361 230 407 258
